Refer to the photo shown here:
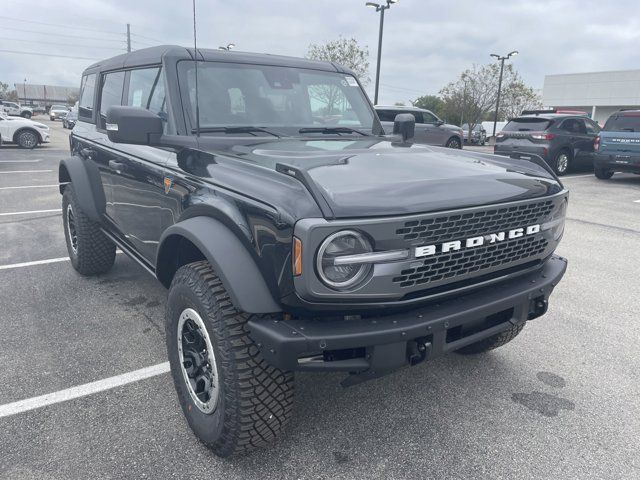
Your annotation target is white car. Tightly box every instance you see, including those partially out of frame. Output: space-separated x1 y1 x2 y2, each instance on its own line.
0 112 50 148
0 100 33 119
49 104 69 121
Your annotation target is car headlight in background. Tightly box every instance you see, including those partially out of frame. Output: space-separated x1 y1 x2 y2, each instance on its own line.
316 230 373 290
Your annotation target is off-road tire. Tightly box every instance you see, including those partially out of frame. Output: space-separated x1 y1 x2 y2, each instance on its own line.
594 167 614 180
455 322 526 355
62 185 116 275
16 129 39 149
166 261 294 457
553 150 571 176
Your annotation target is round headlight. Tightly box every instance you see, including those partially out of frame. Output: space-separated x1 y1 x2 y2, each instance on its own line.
316 230 372 290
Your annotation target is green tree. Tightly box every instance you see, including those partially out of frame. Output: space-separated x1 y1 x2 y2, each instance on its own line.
412 95 445 118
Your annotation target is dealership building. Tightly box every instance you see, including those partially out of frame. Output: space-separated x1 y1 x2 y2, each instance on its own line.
542 69 640 125
14 83 79 109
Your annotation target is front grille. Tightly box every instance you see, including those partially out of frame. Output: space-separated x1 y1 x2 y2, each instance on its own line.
395 199 554 243
392 235 548 288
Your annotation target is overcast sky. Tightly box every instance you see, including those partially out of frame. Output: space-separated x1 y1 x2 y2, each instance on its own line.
1 0 639 104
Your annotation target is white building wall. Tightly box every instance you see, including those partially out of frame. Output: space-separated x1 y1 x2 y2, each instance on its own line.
542 70 640 125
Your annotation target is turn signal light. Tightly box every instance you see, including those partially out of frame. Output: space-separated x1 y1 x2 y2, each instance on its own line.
293 237 303 276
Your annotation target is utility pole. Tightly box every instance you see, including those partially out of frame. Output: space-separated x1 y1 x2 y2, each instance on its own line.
490 50 518 138
126 23 131 53
366 1 398 105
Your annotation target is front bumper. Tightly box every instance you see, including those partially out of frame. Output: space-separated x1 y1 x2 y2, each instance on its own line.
594 152 640 173
39 132 50 143
250 255 567 383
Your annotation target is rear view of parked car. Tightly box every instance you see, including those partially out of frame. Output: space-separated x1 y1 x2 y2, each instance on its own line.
62 109 77 129
493 110 601 175
376 106 464 148
593 109 640 179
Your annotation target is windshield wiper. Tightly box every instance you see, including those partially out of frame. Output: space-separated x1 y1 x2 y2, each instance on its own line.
298 127 369 136
192 126 282 137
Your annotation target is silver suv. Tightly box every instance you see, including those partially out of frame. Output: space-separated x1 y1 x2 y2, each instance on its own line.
375 105 463 148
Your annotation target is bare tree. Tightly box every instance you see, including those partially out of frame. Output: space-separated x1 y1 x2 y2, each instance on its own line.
306 37 370 84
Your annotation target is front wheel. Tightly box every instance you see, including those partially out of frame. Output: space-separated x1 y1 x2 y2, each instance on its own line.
166 261 294 457
16 130 39 149
594 167 614 180
446 137 462 149
455 322 526 355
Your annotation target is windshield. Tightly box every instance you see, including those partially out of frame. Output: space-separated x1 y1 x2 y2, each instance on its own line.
178 61 376 135
503 117 552 132
603 114 640 132
52 105 67 110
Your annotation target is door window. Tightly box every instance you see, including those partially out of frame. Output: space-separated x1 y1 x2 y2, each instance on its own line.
560 118 586 134
127 67 167 129
78 73 96 121
421 110 438 124
99 71 125 129
376 110 396 122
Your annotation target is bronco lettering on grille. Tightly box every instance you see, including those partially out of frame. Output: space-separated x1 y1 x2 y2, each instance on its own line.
414 224 541 258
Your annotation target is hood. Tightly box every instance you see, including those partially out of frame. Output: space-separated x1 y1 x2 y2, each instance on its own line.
6 117 47 128
218 138 563 219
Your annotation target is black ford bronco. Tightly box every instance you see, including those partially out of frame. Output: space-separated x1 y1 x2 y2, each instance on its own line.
59 46 568 456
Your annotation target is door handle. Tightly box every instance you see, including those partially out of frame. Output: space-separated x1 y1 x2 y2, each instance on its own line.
109 160 126 173
80 148 96 160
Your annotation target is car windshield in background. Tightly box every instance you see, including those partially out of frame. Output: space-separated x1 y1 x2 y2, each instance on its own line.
503 118 552 131
603 114 640 132
52 105 66 110
178 62 375 135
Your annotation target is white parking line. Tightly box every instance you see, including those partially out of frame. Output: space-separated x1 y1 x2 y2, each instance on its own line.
0 208 61 217
0 183 63 190
0 362 170 419
1 170 53 174
0 159 42 163
0 257 69 270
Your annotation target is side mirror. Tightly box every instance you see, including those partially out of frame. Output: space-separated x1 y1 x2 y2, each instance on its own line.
435 119 445 127
106 106 163 145
393 113 415 142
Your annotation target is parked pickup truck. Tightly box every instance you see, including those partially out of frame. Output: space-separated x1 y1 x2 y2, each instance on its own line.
593 110 640 179
60 45 568 457
0 100 33 119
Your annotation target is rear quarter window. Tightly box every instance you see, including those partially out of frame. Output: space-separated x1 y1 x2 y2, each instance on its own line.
503 118 551 132
604 114 640 132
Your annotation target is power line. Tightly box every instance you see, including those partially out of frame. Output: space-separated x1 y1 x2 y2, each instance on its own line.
0 49 101 61
1 26 125 43
0 36 125 51
130 32 164 44
0 15 123 35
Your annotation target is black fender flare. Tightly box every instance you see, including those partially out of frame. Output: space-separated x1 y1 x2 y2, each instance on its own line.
156 217 281 314
58 156 106 222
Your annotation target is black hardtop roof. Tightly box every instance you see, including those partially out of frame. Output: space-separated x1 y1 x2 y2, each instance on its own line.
83 45 350 75
513 113 583 120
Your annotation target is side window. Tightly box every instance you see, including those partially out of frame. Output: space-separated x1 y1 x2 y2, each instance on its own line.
78 73 96 121
376 110 395 122
421 111 438 124
126 67 167 131
411 111 425 123
99 71 125 129
585 119 600 134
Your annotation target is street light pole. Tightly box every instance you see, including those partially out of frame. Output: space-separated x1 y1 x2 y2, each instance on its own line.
23 78 26 104
490 50 518 138
366 0 398 105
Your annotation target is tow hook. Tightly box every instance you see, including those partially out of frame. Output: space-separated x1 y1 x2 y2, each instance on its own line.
528 296 549 320
407 338 431 366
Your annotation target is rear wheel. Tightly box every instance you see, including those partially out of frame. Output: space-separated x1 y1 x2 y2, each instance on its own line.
62 185 116 275
21 112 32 119
553 150 571 176
594 167 614 180
456 322 526 355
446 137 462 149
16 130 38 149
166 261 294 457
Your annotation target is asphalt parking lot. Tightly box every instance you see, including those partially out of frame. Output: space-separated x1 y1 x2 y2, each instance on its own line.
1 119 639 479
